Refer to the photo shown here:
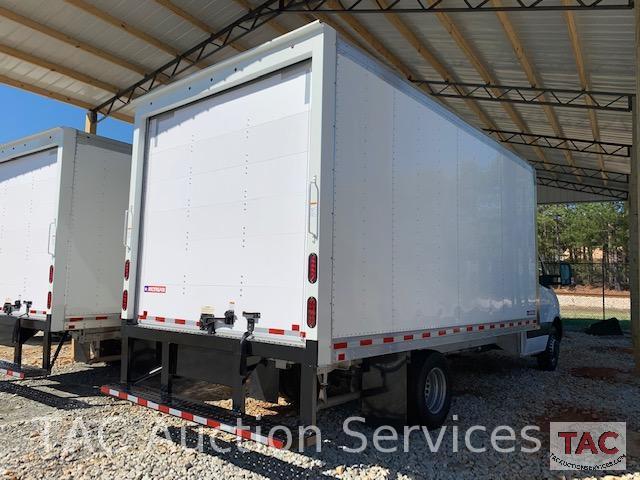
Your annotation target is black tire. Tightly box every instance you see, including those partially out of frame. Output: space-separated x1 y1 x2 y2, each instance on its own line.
537 324 560 371
411 351 452 429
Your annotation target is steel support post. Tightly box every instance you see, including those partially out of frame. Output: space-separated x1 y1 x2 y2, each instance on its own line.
630 6 640 372
231 342 246 415
12 321 22 366
42 330 52 372
120 333 133 384
160 341 176 400
299 363 317 427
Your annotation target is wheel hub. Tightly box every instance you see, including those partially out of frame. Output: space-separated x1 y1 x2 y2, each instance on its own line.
424 367 447 414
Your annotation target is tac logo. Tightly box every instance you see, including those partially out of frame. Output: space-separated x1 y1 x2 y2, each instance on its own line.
550 422 626 471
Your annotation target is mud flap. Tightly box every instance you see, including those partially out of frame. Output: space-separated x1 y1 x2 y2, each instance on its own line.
361 352 409 427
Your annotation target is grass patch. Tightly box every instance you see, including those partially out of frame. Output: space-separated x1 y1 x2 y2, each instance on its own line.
562 317 630 332
560 307 629 322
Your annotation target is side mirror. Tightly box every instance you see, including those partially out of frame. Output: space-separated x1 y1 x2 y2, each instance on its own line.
539 261 573 288
559 262 572 286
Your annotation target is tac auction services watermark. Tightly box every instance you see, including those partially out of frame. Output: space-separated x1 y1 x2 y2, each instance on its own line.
549 421 626 471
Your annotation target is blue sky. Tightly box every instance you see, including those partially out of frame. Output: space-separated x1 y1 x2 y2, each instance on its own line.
0 84 133 144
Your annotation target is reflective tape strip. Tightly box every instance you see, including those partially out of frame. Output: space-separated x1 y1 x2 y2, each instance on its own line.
67 315 117 322
139 315 305 339
0 368 24 379
139 316 201 328
100 386 286 449
64 315 119 330
332 319 538 357
254 326 304 339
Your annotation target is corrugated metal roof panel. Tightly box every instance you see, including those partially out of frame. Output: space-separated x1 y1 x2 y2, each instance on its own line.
86 0 207 53
1 0 173 71
0 0 632 195
0 17 140 90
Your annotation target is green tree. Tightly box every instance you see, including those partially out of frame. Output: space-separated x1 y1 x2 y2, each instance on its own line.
537 202 628 290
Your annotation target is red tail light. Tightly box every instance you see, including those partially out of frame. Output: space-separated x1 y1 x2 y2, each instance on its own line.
308 253 317 284
122 290 128 310
124 260 130 280
47 292 52 309
49 265 54 284
307 297 317 328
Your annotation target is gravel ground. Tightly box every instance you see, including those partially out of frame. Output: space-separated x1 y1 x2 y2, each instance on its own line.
1 331 639 480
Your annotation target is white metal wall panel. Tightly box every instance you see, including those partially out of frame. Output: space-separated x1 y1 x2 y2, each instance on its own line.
332 55 393 338
63 139 131 318
138 62 312 335
392 91 460 331
458 129 503 325
0 148 58 311
332 51 536 340
501 158 537 321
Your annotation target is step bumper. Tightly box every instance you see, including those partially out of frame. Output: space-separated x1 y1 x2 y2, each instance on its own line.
0 359 47 379
100 384 315 450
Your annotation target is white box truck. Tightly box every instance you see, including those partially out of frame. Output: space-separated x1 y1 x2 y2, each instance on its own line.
0 128 131 378
102 23 568 450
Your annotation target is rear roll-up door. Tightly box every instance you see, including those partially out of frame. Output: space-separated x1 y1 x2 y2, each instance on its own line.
137 61 313 340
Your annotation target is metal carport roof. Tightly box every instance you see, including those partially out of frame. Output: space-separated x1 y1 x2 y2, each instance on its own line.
0 0 634 201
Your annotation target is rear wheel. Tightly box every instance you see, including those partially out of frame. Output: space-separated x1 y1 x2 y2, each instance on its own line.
412 351 452 429
537 324 560 371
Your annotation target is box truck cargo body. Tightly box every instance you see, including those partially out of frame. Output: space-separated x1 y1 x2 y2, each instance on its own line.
0 128 131 377
107 23 564 449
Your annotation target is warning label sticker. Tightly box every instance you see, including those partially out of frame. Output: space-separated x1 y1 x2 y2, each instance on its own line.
144 286 166 294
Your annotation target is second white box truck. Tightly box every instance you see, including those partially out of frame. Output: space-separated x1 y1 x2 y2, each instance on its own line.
0 128 131 378
102 23 569 450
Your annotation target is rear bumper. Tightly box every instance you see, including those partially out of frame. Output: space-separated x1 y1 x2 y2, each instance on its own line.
119 324 319 444
122 323 315 364
0 313 121 333
120 324 318 394
100 384 312 449
0 314 48 331
0 314 65 377
0 359 47 379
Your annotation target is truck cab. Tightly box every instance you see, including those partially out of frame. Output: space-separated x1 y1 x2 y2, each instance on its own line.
538 260 571 325
539 283 561 326
531 260 571 370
